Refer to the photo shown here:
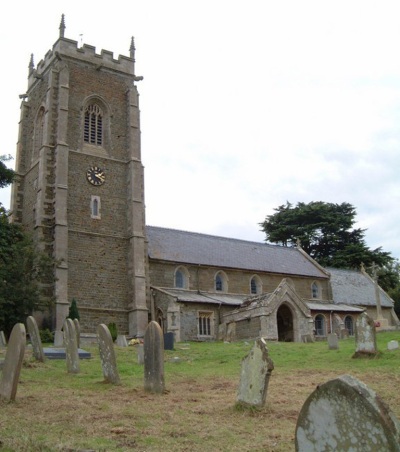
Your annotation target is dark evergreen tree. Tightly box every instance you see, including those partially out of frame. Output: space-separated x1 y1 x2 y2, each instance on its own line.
68 298 80 320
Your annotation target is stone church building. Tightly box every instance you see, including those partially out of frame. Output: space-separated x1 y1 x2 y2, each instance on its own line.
9 17 399 343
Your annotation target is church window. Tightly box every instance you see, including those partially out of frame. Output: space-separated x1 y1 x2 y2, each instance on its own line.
250 275 262 294
311 282 320 299
84 104 103 145
215 271 228 292
174 266 189 289
90 196 101 219
314 314 326 336
344 316 354 336
198 311 212 337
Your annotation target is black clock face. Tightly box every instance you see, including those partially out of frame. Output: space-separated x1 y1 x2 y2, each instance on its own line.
86 166 105 186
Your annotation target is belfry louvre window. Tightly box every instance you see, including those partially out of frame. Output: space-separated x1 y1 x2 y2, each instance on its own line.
198 312 212 336
84 104 103 145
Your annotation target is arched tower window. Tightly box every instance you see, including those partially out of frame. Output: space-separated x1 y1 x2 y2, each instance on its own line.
84 104 103 145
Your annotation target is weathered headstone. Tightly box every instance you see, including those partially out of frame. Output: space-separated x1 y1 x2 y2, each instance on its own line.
327 333 339 350
144 321 165 394
353 312 377 357
26 316 46 362
63 318 80 374
73 318 81 348
0 323 26 401
164 332 174 350
295 374 400 451
0 331 7 348
388 340 399 351
116 335 128 347
236 338 274 407
137 344 144 365
97 324 121 384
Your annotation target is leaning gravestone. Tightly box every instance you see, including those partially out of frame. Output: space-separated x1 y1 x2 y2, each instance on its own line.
26 316 45 362
144 321 165 394
327 333 339 350
295 374 400 451
63 318 80 374
236 337 274 407
116 335 128 347
0 323 26 401
353 312 377 357
97 324 121 385
73 318 81 348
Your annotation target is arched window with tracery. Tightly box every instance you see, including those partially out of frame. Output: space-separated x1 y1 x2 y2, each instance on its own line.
84 104 103 145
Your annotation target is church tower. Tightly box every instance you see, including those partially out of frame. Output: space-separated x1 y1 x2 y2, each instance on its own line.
10 16 148 341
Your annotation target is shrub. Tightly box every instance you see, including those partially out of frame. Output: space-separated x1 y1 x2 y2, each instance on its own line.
108 322 118 341
39 328 54 343
68 298 80 320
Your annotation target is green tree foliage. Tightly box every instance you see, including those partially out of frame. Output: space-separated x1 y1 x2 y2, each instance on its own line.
260 201 398 291
68 298 80 320
0 155 14 189
0 207 54 337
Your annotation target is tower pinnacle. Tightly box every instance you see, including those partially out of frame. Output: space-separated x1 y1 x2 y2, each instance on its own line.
59 14 66 38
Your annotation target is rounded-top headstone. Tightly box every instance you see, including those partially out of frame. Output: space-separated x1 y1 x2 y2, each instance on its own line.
295 374 400 451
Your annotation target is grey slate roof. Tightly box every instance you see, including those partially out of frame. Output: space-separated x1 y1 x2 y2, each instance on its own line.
146 226 328 278
306 302 364 313
154 288 246 306
328 268 394 308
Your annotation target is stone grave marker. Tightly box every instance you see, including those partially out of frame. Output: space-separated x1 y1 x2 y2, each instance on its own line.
26 316 46 362
388 340 399 351
236 337 274 407
63 318 80 374
0 331 7 348
73 318 81 348
327 333 339 350
353 312 377 357
97 324 121 384
137 343 144 365
0 323 26 401
116 335 128 347
295 374 400 451
144 321 165 394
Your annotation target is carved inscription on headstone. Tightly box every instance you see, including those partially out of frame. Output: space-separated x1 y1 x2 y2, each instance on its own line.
97 324 121 384
26 316 45 362
63 318 80 374
236 338 274 407
0 323 26 401
295 374 400 451
144 321 165 394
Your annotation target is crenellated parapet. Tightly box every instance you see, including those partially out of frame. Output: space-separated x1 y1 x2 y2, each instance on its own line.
27 15 140 91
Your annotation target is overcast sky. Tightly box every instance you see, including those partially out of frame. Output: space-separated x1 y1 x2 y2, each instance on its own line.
1 1 400 259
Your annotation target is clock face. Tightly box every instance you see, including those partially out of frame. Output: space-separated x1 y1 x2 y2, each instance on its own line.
86 166 105 186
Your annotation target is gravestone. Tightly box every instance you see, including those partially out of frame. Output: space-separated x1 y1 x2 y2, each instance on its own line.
73 318 81 348
0 323 26 401
353 312 377 357
327 333 339 350
116 335 128 347
26 316 46 362
63 318 80 374
295 374 400 451
137 344 144 365
144 321 165 394
164 332 174 350
236 337 274 407
0 331 6 348
388 340 399 351
97 324 121 384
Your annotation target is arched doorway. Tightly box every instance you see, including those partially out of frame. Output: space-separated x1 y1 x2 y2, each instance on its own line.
277 304 294 342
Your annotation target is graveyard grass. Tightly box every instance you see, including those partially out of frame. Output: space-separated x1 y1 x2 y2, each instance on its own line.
1 332 400 451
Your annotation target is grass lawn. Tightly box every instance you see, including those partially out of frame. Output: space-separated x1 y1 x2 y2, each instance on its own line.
1 331 400 451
